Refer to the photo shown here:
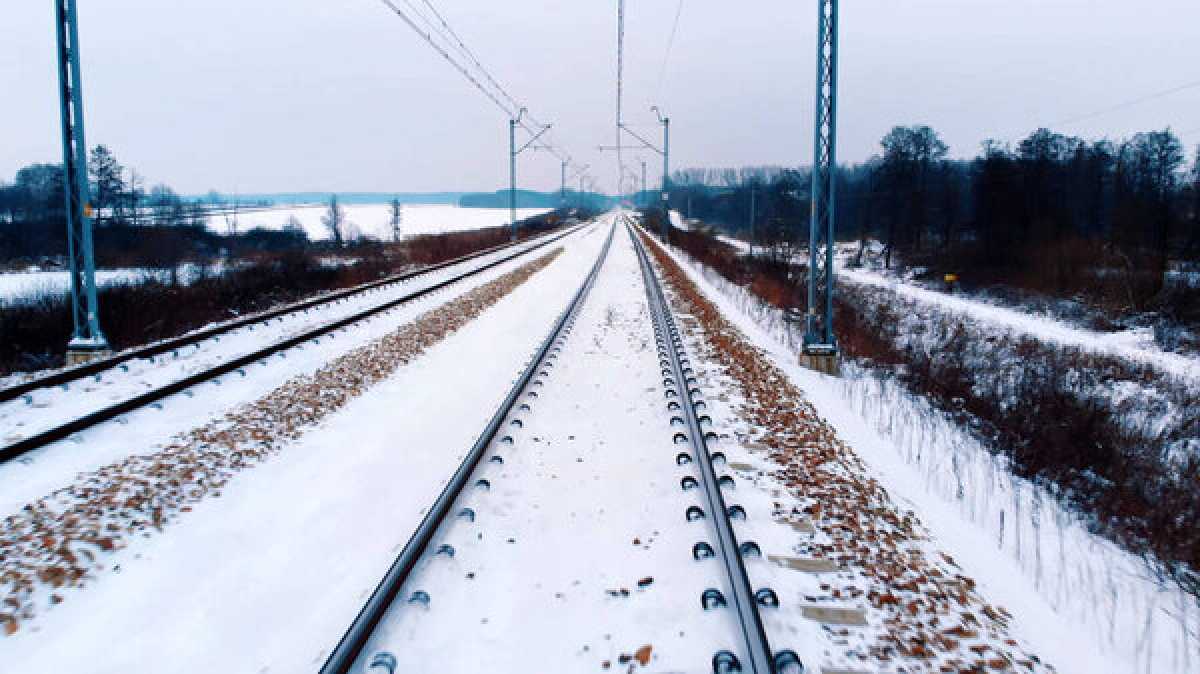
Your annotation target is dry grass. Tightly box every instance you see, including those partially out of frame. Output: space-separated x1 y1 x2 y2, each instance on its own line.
640 230 1051 673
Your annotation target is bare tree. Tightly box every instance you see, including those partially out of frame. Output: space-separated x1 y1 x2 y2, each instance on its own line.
1190 147 1200 256
322 194 345 247
89 145 125 224
226 199 240 237
282 214 305 237
127 169 145 226
879 125 948 266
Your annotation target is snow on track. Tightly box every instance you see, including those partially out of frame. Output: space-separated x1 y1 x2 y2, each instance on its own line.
0 230 585 514
0 223 609 671
645 227 1200 673
640 229 1057 674
353 220 743 673
1 247 565 633
0 233 568 456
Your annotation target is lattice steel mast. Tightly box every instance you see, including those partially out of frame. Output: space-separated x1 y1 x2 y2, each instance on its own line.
615 0 625 199
509 108 552 240
55 0 109 361
804 0 838 359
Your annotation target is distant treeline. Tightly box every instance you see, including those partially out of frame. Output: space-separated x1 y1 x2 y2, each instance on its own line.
666 126 1200 311
0 208 579 374
0 145 610 267
0 146 312 267
457 188 609 210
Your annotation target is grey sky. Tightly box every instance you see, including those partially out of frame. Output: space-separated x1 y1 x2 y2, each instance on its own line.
3 1 1197 195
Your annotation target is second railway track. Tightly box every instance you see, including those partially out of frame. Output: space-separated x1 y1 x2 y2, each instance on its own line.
0 223 586 463
0 224 578 406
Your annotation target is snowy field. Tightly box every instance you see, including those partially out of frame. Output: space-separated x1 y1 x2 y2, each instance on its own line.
838 264 1200 381
1 223 606 672
206 203 551 242
0 269 171 306
0 206 551 306
0 233 573 478
715 235 1199 379
0 263 235 306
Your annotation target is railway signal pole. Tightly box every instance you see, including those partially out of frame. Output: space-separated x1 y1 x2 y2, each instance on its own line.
601 114 670 239
652 106 670 240
560 160 567 207
640 160 646 208
568 163 590 210
55 0 109 364
802 0 840 374
749 183 756 255
509 108 551 241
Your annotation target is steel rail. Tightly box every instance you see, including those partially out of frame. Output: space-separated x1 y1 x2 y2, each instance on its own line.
0 224 588 464
626 217 776 674
0 223 576 405
320 220 616 674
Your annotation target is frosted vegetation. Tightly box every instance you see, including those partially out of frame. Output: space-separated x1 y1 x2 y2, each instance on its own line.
659 230 1200 674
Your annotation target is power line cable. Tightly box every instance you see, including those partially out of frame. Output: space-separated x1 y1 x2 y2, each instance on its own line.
398 0 535 128
380 0 513 116
1048 78 1200 129
376 0 570 164
413 0 567 163
616 0 626 194
654 0 684 96
417 0 523 113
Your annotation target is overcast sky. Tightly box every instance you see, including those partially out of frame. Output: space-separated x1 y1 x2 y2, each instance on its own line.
3 1 1197 195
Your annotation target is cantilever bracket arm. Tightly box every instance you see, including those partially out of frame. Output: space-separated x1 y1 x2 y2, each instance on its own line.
597 145 650 153
619 123 664 156
516 124 553 155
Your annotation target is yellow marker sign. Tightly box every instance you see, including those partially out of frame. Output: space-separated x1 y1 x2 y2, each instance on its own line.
943 273 958 284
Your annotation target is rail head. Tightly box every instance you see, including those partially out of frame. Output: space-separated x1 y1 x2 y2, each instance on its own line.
319 219 616 674
625 216 784 674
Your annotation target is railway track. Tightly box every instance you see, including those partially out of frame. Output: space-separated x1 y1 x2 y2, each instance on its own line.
628 218 800 673
0 223 585 463
320 214 800 673
0 224 576 406
319 219 617 674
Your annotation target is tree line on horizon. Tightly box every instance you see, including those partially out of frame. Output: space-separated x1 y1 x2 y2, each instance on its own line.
0 145 444 268
665 126 1199 312
0 145 319 268
0 144 601 267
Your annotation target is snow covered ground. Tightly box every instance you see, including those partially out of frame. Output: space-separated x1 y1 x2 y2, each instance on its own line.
838 264 1200 382
0 206 550 306
0 231 579 512
668 209 689 231
206 203 551 242
710 234 1198 380
654 229 1200 674
0 268 207 306
0 221 607 672
4 211 1196 672
356 223 743 672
